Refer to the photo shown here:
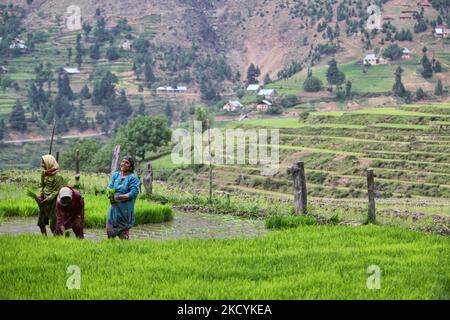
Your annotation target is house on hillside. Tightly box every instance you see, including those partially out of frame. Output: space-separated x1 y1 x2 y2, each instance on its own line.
363 54 382 65
156 86 188 95
246 84 261 93
63 67 80 75
255 100 272 112
120 39 132 51
0 65 8 74
257 89 278 99
402 48 412 60
223 100 243 112
9 38 27 51
434 28 450 38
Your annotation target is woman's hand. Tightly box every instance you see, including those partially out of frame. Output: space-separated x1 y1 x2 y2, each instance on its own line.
114 194 129 201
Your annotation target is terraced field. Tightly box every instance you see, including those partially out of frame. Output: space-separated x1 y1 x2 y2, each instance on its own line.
165 103 450 219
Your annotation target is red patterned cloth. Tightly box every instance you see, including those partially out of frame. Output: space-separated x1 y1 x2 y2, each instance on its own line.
55 187 85 239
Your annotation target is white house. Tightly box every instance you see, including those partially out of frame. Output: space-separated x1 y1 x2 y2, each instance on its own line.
246 84 261 92
120 39 132 51
63 67 80 75
223 100 243 112
434 28 450 38
257 89 277 98
9 38 27 50
156 86 188 94
363 54 379 65
0 65 8 74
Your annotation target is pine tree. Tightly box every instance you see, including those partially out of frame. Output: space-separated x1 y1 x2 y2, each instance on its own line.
303 69 323 92
246 63 258 84
392 67 407 98
137 98 146 116
421 54 433 79
435 80 443 96
264 73 272 85
433 60 442 73
164 102 173 126
57 71 74 100
144 58 155 87
0 119 6 141
9 100 27 132
345 80 352 99
326 58 345 86
79 84 91 99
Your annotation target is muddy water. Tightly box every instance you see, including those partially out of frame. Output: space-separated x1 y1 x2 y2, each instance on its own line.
0 211 268 241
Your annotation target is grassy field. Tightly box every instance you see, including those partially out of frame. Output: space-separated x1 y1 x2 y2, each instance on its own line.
0 225 448 299
0 171 174 226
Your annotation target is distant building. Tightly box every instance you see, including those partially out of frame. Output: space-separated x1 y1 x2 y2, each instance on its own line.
256 100 272 112
223 100 243 112
238 114 250 121
417 0 431 7
434 28 450 38
120 39 132 51
0 65 8 74
246 84 261 92
63 67 80 75
9 38 27 51
156 86 188 94
402 48 412 60
257 89 277 99
363 54 385 65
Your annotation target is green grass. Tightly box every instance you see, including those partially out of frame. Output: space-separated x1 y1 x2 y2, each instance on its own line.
0 182 174 227
268 60 398 94
369 123 430 130
265 215 317 229
0 226 448 299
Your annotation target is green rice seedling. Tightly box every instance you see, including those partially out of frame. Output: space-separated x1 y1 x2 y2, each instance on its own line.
265 215 317 229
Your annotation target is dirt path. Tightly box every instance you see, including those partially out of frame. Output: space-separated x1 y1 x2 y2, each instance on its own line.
4 132 107 144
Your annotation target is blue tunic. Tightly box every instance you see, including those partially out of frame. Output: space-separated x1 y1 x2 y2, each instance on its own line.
106 171 140 234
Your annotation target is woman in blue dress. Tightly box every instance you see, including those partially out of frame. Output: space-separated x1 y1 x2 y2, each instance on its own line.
106 156 140 239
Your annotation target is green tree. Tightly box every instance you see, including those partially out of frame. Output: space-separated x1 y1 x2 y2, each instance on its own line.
9 100 27 132
164 102 173 126
416 88 426 100
0 119 6 141
79 84 91 99
195 106 213 132
392 67 407 98
433 60 442 73
89 42 101 60
345 80 353 99
264 73 272 85
326 58 345 86
435 79 443 96
421 54 433 79
144 58 155 87
246 63 258 84
115 116 171 160
60 139 101 171
281 94 299 108
382 44 404 60
106 46 120 61
303 69 323 92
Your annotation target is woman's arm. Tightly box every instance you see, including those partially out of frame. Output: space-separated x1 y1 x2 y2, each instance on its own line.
115 175 140 201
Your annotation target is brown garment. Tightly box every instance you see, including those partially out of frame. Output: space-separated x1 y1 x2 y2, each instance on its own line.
55 187 85 239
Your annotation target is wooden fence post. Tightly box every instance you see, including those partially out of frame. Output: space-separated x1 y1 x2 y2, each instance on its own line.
75 149 80 184
367 169 376 223
287 161 307 214
110 145 121 174
143 163 153 195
